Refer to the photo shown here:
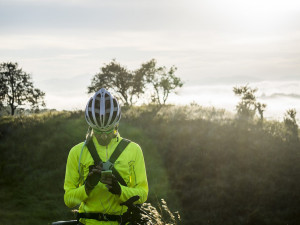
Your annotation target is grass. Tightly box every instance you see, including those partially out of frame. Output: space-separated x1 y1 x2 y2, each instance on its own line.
1 104 299 225
0 110 179 225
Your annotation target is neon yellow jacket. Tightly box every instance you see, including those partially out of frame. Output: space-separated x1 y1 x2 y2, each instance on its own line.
64 134 148 225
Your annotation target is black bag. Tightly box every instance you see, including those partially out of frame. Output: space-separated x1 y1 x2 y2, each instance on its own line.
120 196 150 225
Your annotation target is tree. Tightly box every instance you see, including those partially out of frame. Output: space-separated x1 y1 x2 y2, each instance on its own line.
233 85 266 122
139 59 183 105
88 60 144 106
28 88 46 113
256 102 267 124
88 59 183 106
284 109 299 142
0 62 46 115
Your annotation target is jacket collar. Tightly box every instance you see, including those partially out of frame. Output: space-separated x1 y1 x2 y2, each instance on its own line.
92 133 121 149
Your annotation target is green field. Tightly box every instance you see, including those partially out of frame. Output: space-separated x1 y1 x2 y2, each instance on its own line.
0 105 299 225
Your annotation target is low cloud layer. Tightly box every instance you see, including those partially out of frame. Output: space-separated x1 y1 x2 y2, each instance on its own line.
261 93 300 99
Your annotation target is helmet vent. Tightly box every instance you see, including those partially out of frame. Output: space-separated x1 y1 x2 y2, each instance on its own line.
85 88 121 131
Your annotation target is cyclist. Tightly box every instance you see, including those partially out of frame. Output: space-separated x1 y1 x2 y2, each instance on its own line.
64 88 148 225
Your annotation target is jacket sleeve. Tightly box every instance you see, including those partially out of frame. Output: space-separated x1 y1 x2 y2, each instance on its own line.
64 146 88 208
119 144 148 204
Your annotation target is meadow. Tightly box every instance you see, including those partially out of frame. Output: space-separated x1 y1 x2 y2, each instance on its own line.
0 104 299 225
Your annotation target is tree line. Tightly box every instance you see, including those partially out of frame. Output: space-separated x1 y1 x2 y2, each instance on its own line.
0 59 298 134
0 59 184 115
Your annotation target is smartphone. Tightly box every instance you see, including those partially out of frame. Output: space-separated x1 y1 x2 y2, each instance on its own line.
101 170 112 180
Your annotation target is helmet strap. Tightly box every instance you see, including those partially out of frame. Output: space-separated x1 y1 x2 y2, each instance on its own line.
86 127 93 141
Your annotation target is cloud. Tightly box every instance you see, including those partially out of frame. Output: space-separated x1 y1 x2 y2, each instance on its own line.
1 0 299 34
261 93 300 99
0 0 189 32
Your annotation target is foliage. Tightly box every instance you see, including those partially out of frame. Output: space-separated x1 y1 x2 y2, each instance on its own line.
87 59 183 106
233 85 266 122
141 199 181 225
284 108 299 142
87 60 144 106
0 62 46 115
138 59 184 105
0 111 84 225
123 104 300 225
0 105 299 225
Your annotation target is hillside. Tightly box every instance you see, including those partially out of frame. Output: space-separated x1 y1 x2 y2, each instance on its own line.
123 105 300 225
0 111 177 225
0 105 300 225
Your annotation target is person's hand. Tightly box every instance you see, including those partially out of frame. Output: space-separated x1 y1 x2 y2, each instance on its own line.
85 163 102 195
101 174 121 196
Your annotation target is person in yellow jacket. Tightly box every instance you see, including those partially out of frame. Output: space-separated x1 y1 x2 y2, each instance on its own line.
64 88 148 225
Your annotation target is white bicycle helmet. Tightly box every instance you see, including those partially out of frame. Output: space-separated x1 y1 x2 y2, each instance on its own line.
85 88 121 132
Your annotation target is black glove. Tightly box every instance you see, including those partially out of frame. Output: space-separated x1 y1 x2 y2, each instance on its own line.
103 174 121 195
85 163 102 195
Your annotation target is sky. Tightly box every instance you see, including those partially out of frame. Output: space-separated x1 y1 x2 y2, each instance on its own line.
0 0 300 121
